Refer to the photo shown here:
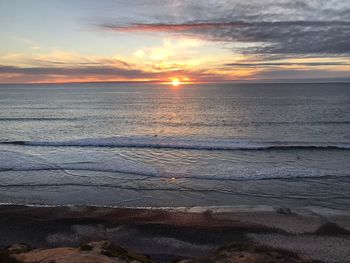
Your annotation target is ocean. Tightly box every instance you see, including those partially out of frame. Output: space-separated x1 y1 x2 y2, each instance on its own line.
0 82 349 210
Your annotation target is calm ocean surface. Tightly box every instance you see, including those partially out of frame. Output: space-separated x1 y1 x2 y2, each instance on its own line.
0 82 349 210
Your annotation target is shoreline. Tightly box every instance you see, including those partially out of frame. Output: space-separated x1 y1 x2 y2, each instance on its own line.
1 202 350 216
0 205 349 262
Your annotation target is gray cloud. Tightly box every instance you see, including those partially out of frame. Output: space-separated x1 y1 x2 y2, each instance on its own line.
99 0 350 56
225 61 350 67
254 68 350 80
0 65 151 77
102 20 350 55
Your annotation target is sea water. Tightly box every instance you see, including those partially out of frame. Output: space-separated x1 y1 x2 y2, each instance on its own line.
0 82 349 210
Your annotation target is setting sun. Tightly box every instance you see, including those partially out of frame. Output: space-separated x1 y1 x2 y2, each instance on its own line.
167 77 192 86
171 78 181 86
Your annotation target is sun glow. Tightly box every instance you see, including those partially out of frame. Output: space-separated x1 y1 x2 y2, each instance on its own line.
171 78 181 86
166 77 192 86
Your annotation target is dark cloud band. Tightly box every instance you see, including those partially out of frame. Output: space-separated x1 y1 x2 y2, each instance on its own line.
98 0 350 56
101 20 350 55
225 61 350 67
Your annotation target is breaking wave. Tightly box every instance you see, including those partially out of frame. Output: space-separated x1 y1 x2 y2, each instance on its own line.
1 136 349 151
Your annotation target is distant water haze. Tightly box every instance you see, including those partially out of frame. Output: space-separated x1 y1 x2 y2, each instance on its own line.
0 82 349 210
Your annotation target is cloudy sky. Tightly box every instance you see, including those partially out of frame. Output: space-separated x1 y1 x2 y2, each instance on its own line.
0 0 349 83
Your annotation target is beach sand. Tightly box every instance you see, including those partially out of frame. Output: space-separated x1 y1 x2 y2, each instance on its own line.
0 205 349 262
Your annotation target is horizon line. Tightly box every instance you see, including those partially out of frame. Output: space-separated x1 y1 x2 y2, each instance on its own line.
1 78 350 86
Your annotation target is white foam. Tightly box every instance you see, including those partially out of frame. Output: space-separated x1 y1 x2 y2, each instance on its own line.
0 149 158 177
5 136 350 150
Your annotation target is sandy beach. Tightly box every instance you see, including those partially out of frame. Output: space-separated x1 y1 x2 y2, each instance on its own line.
0 205 349 262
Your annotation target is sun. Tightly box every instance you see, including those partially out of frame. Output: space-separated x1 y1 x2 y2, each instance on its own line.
165 77 191 86
171 78 181 86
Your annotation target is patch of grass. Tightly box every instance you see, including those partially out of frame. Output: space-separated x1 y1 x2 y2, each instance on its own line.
216 243 302 259
101 243 153 263
79 244 93 251
5 244 31 254
0 251 21 263
171 258 185 263
216 244 265 253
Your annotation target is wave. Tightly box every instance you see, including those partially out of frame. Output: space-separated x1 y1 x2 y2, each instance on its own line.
144 120 350 128
0 167 348 182
0 117 80 121
0 148 349 182
0 149 157 179
1 136 350 151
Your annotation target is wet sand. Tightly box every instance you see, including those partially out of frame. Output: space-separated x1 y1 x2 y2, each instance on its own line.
0 205 349 262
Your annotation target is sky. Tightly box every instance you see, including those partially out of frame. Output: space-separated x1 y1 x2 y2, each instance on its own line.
0 0 350 84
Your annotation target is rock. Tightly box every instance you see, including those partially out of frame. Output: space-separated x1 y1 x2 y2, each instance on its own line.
7 242 318 263
6 244 31 254
13 247 117 263
11 241 153 263
100 241 153 263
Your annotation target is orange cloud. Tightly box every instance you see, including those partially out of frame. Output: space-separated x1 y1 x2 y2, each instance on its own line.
102 22 247 33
